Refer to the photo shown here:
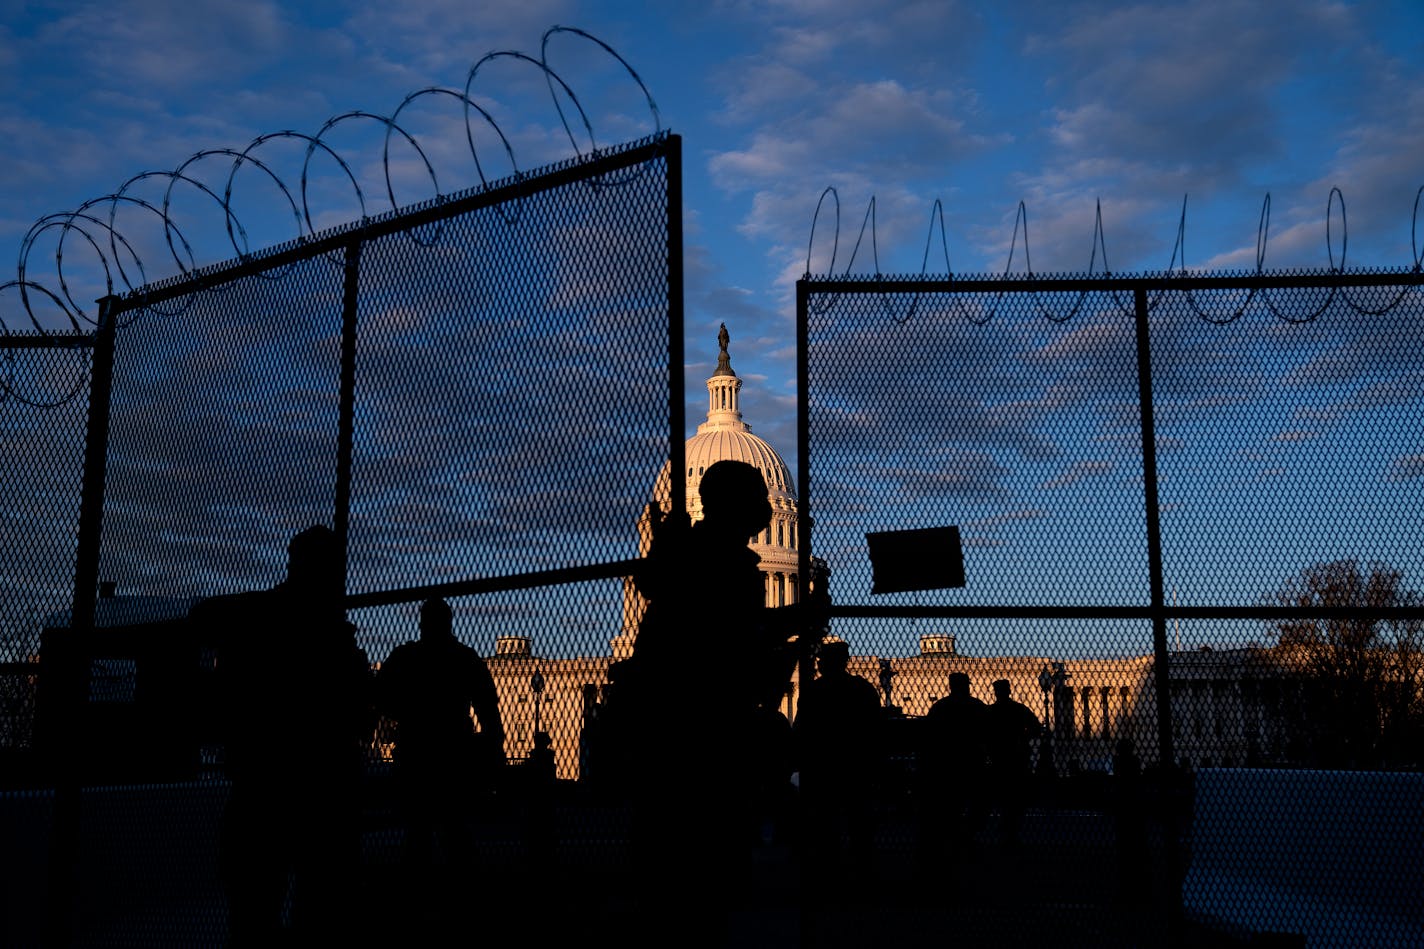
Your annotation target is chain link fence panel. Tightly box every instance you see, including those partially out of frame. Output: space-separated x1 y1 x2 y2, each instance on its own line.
1 134 679 948
801 272 1424 946
0 338 92 762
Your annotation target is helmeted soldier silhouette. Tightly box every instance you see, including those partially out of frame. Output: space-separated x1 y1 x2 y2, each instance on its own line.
375 597 505 883
192 525 372 947
794 639 883 887
984 677 1040 847
610 458 820 946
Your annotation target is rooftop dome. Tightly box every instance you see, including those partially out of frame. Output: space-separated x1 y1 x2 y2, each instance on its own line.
649 324 795 521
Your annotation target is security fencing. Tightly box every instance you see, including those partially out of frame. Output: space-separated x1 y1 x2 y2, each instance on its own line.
0 336 92 762
798 269 1424 944
1 132 682 947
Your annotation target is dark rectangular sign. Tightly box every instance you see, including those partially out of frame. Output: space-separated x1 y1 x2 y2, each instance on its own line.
865 525 965 594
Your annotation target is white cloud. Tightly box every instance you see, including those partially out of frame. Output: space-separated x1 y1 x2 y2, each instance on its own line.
33 0 295 92
1272 429 1317 443
1041 459 1112 490
966 508 1047 530
1386 454 1424 482
1008 0 1409 273
710 79 994 195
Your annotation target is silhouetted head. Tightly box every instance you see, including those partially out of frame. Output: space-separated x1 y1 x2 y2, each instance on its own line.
285 525 341 597
698 460 772 540
817 640 851 677
420 597 453 640
948 671 970 695
993 678 1011 701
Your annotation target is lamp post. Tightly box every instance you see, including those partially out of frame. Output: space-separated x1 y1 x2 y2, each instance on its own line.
1038 663 1053 729
878 658 896 711
530 668 545 750
1038 662 1070 779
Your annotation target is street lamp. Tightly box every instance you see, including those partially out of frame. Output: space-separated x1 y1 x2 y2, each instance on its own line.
530 668 545 750
1038 661 1070 732
1037 662 1069 778
878 658 896 711
1038 663 1053 728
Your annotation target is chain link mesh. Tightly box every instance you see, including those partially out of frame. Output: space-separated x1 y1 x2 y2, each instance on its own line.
803 273 1424 945
0 340 92 758
7 146 1421 944
1 135 675 948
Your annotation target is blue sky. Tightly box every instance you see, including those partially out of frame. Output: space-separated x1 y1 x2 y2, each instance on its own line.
4 1 1424 658
5 1 1423 433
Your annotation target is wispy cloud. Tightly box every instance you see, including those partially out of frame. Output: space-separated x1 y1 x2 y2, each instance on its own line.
1386 454 1424 482
1272 429 1318 444
1041 459 1112 490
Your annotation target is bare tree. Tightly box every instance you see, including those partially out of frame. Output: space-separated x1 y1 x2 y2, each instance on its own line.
1271 559 1424 768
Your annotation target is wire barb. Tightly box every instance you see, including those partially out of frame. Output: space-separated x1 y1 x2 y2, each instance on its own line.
1 25 661 391
803 185 1424 326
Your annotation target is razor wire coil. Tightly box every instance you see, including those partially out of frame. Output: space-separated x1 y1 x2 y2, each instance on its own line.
805 183 1424 327
1 25 661 405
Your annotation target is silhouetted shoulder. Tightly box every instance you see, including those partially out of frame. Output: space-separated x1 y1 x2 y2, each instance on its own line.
189 588 270 633
925 694 987 721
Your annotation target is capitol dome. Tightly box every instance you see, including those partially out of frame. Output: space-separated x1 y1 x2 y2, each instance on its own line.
615 326 802 654
650 328 796 523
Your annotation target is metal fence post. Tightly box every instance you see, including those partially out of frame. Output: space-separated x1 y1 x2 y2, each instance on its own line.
46 294 119 947
335 239 361 593
70 296 118 708
1131 287 1174 769
665 135 686 522
795 278 813 716
1132 285 1183 924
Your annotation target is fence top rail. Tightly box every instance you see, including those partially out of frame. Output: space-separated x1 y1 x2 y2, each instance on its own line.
0 332 93 350
800 269 1424 294
828 605 1424 622
344 558 643 609
114 132 676 313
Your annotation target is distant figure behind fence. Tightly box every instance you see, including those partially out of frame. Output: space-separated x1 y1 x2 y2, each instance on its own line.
985 677 1041 848
794 639 882 887
919 671 988 871
193 524 372 947
376 598 505 885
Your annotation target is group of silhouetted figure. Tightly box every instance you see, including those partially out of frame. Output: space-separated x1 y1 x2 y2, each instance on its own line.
192 460 1112 947
191 526 510 945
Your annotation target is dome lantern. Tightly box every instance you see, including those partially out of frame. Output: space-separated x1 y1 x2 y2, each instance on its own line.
703 323 745 431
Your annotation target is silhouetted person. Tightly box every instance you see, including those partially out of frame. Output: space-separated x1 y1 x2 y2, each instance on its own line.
627 459 795 716
375 597 504 903
528 730 556 785
516 730 559 874
918 672 987 875
984 678 1040 848
793 640 882 888
752 708 797 840
192 525 372 947
613 459 818 945
1112 737 1148 903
